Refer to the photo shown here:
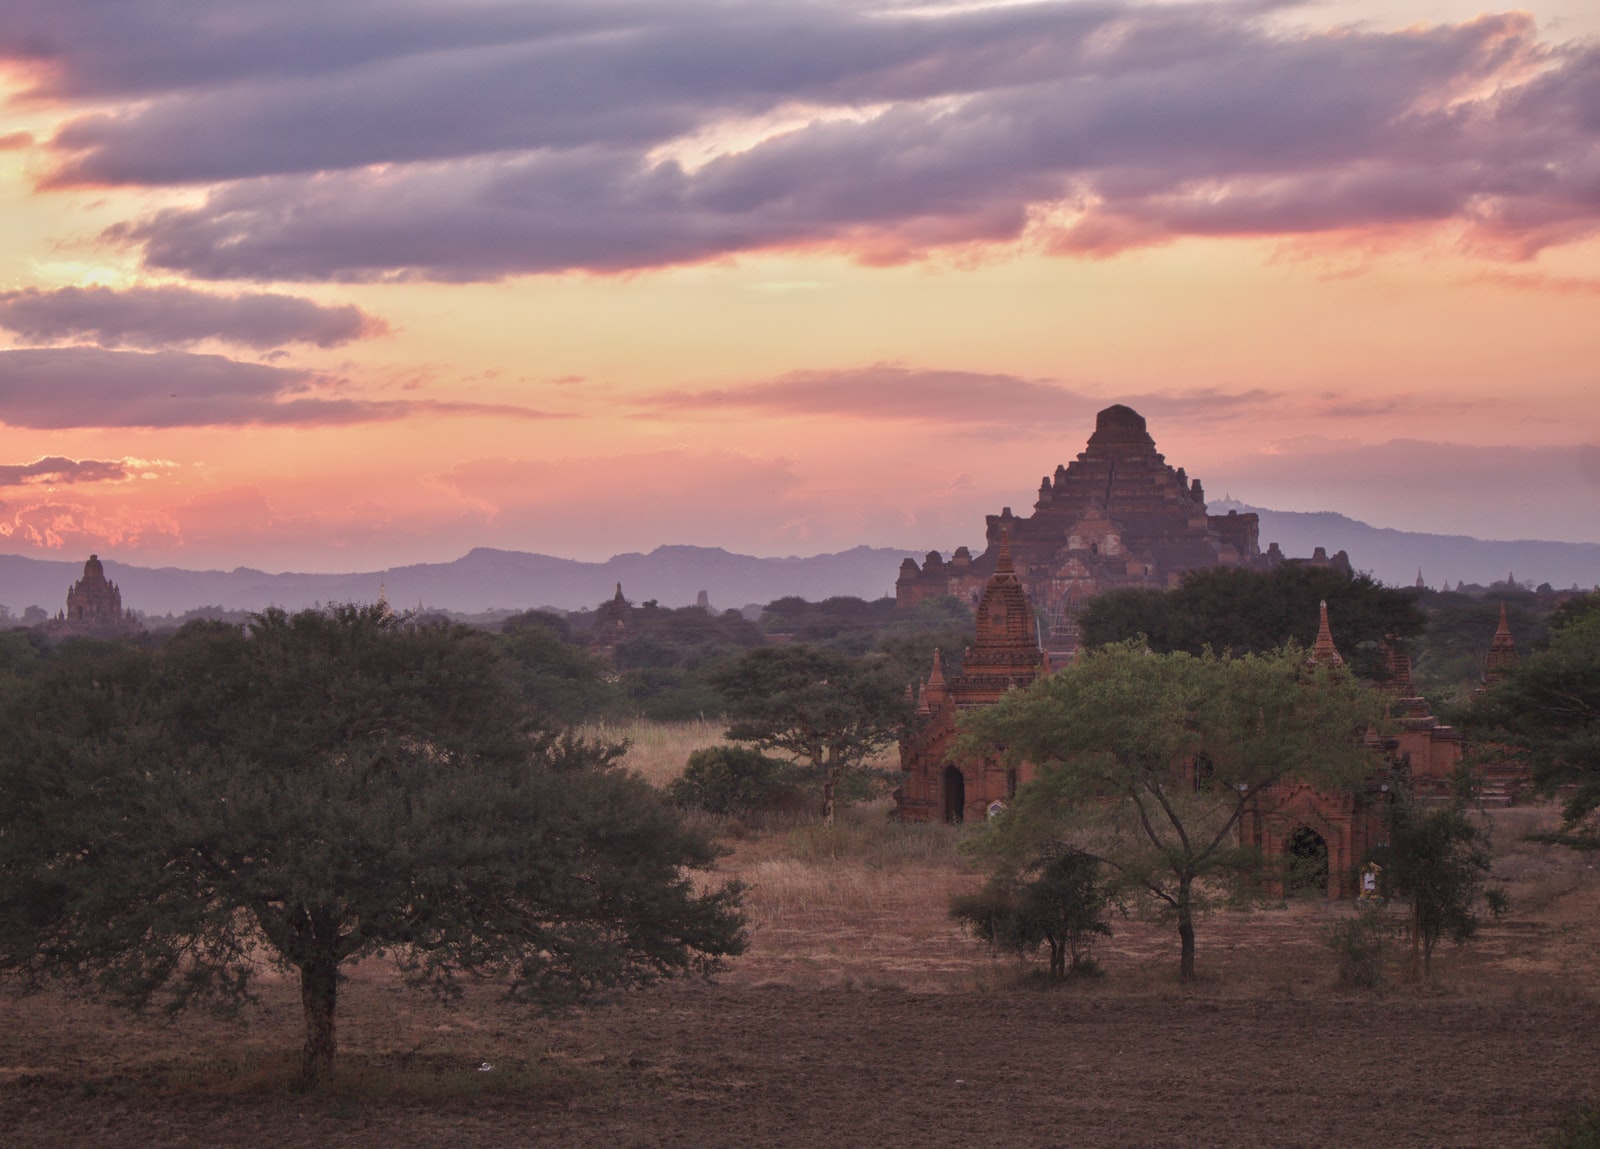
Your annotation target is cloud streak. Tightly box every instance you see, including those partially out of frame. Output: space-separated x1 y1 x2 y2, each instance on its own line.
0 286 385 349
0 1 1583 280
0 456 131 487
641 364 1275 432
0 347 559 428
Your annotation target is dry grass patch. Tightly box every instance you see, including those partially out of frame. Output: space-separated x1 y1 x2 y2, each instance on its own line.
713 802 990 991
579 718 729 787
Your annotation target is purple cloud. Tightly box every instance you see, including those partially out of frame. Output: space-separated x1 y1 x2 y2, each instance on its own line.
0 285 385 349
641 364 1274 433
6 2 1597 280
26 2 1117 184
0 456 129 487
0 347 558 428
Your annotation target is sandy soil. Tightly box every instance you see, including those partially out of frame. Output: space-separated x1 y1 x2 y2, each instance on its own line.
4 806 1597 1148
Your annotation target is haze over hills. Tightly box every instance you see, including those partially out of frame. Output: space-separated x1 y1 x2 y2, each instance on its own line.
0 545 921 618
1219 502 1600 591
2 507 1596 620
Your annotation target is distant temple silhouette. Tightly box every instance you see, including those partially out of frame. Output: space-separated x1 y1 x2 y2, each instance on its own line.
895 405 1350 660
43 555 143 638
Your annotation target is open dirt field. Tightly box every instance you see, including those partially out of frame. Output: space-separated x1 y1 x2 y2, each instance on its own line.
4 804 1598 1148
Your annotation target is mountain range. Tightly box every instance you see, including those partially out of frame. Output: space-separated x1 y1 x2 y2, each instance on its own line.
1224 503 1600 592
2 506 1595 619
0 544 918 618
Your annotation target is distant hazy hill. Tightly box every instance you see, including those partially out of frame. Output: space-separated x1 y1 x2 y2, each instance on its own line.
1217 502 1600 590
0 545 921 618
4 510 1596 620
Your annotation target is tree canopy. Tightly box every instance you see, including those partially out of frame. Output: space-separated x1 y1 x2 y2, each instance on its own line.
496 608 615 722
1463 592 1600 842
949 847 1116 980
1078 564 1425 681
0 606 744 1086
960 642 1385 981
1377 776 1506 978
710 644 909 822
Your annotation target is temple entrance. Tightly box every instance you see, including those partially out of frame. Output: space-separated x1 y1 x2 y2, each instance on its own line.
1285 825 1329 895
942 766 966 824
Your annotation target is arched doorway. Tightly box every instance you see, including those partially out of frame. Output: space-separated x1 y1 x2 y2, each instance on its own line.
1284 825 1329 895
942 766 966 824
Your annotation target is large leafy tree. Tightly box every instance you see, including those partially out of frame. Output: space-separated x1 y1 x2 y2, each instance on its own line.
1079 564 1425 681
1463 592 1600 844
960 643 1384 981
710 644 909 823
0 606 744 1087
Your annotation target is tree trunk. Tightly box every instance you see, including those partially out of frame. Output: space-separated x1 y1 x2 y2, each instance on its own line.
1177 879 1197 983
822 769 838 825
1409 900 1423 982
1049 939 1065 980
299 954 339 1088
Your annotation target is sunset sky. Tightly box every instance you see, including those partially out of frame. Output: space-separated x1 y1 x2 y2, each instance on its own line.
1 0 1597 574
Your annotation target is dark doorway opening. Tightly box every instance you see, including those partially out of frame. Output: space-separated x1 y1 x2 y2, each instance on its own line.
942 766 966 824
1285 825 1329 895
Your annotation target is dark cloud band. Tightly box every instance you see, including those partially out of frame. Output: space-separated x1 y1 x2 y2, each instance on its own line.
0 286 385 349
0 456 130 487
7 2 1599 279
0 347 557 428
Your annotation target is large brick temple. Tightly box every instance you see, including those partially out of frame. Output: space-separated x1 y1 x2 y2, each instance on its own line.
42 554 142 638
895 404 1344 655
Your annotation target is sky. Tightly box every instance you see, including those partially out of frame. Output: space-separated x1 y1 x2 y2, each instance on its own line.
0 0 1597 574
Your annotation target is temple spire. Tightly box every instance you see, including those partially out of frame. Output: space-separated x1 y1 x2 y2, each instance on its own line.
1484 602 1517 685
995 525 1014 577
1308 600 1344 667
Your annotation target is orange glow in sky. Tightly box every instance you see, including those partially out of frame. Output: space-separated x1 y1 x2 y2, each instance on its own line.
1 0 1597 573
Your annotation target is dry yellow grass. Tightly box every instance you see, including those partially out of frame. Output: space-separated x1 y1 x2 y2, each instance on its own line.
702 796 1600 998
578 717 730 787
579 718 900 790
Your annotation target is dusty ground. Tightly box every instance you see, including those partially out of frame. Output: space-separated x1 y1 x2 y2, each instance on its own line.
4 805 1598 1148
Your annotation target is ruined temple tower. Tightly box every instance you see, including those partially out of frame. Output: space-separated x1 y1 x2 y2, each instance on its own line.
896 532 1047 823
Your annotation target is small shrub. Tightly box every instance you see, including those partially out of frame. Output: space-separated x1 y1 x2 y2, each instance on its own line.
951 848 1114 980
667 745 798 815
1545 1101 1600 1149
1324 903 1395 989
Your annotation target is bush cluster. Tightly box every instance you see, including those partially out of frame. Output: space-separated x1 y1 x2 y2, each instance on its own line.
667 746 798 815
